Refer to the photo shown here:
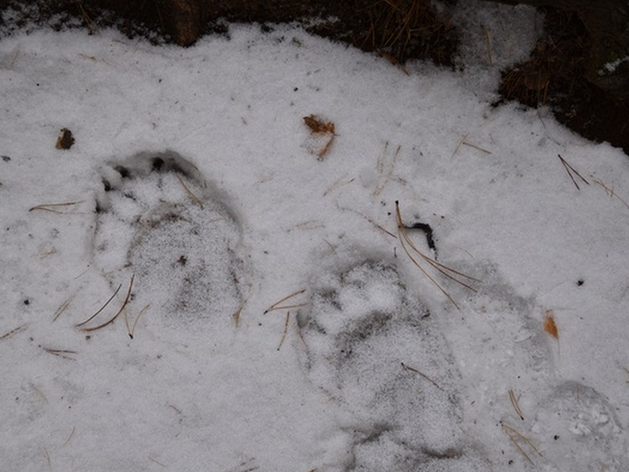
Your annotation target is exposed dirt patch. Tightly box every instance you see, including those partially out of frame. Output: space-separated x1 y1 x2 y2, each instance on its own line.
498 7 629 155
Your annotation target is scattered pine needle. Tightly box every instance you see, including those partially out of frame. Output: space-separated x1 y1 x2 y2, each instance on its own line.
452 133 491 157
76 283 122 327
125 304 150 339
508 388 524 420
42 346 78 360
0 323 28 342
53 294 76 321
43 447 52 471
373 141 402 197
78 276 134 332
148 457 167 468
61 426 76 448
482 24 493 65
501 422 542 465
176 173 204 207
558 154 589 190
593 178 629 210
277 311 291 351
29 201 83 214
401 362 442 390
395 201 479 308
264 288 307 314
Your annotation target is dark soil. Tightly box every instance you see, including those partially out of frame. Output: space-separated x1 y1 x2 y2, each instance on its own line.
498 7 629 156
0 0 627 156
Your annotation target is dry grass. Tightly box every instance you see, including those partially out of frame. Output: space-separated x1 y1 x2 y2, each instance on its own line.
395 201 479 308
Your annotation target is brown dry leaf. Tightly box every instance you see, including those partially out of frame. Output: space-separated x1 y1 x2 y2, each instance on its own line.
544 309 559 340
303 115 335 134
55 128 75 150
303 115 336 159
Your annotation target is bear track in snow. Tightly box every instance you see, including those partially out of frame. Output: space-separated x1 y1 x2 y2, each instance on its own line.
298 260 492 471
92 151 243 336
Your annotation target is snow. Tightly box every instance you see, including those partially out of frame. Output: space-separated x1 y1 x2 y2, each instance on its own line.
1 5 629 471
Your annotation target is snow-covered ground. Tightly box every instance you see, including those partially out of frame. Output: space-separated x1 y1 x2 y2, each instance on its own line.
1 3 628 471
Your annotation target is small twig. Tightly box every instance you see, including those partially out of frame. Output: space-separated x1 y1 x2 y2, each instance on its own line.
401 362 442 390
558 154 589 190
277 312 291 351
175 173 204 207
509 388 524 420
264 289 307 314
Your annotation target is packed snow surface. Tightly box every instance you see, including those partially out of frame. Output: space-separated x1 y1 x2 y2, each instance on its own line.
1 5 628 471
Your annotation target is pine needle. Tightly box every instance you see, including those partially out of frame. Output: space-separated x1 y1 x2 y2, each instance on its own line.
593 178 629 210
53 294 76 321
501 422 542 465
264 289 307 314
76 283 122 327
395 201 479 308
79 276 134 332
42 347 78 360
509 388 524 420
126 304 150 339
29 201 83 214
0 323 28 342
175 173 204 207
558 154 589 190
277 312 291 351
401 362 442 390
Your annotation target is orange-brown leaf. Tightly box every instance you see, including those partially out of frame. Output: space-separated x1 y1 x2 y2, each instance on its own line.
304 115 335 134
544 310 559 340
